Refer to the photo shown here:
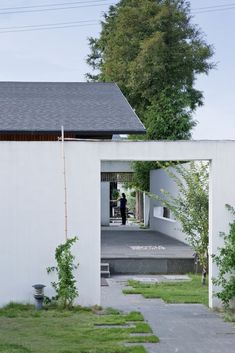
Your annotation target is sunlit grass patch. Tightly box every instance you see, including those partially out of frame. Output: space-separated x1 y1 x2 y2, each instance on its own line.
0 305 159 353
123 274 208 306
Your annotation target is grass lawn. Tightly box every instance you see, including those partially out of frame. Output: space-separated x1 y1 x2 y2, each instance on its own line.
0 304 159 353
123 274 208 306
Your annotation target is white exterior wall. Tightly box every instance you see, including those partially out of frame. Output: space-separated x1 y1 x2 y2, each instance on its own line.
101 182 110 226
0 140 235 308
0 142 100 307
150 168 187 243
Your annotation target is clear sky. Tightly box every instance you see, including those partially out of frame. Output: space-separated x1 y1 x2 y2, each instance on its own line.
0 0 234 140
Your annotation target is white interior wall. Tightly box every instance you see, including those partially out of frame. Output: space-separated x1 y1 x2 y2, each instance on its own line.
0 140 235 308
101 182 110 226
144 193 150 227
149 168 187 243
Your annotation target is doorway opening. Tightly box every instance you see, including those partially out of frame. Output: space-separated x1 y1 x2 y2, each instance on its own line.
100 158 209 307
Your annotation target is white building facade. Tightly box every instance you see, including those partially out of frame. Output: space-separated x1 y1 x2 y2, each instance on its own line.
0 140 234 308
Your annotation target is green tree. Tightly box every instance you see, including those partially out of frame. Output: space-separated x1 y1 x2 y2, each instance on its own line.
147 162 209 284
87 0 214 115
145 88 196 140
213 205 235 309
87 0 214 191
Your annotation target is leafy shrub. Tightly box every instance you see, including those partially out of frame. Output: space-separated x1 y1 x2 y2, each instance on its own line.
213 205 235 308
47 237 79 308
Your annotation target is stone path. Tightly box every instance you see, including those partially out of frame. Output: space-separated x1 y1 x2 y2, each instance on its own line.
102 276 235 353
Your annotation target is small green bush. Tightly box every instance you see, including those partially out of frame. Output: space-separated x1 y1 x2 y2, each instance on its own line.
213 205 235 309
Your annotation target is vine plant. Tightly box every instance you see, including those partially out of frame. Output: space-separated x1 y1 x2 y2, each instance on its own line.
47 236 79 308
213 205 235 309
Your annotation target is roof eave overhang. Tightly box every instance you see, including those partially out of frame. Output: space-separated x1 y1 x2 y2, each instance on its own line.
0 129 146 135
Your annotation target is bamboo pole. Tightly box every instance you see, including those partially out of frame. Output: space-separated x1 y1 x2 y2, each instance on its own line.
61 126 68 241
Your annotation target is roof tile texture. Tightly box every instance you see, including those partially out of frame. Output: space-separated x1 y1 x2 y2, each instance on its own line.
0 82 145 134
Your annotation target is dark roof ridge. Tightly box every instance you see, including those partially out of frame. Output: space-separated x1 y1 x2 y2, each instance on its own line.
0 81 115 84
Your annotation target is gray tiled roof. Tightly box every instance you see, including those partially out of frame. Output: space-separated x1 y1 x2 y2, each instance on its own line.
0 82 145 134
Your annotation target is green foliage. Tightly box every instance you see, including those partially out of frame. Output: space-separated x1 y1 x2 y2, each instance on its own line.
47 237 79 308
87 0 214 191
213 205 235 309
104 307 121 315
123 274 208 305
112 189 120 200
129 160 176 191
223 310 235 322
147 161 209 271
145 89 196 140
87 0 214 114
130 161 159 191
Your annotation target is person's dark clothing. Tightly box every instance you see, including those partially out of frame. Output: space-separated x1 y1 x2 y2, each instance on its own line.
120 197 127 225
120 197 127 209
120 208 126 225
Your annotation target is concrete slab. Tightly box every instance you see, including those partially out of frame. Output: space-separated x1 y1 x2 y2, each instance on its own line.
101 228 194 259
101 228 195 274
163 275 191 281
132 277 160 283
102 276 235 353
103 274 191 283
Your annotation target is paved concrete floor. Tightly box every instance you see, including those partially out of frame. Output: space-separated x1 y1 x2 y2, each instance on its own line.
101 227 194 259
102 276 235 353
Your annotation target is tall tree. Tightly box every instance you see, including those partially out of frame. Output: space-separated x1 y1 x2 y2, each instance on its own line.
87 0 214 190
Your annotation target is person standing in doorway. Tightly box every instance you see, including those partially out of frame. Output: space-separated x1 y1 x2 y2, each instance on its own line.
119 193 127 225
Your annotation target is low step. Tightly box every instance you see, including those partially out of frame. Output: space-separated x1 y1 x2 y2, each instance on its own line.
101 262 109 271
101 262 110 278
101 257 195 275
101 270 110 278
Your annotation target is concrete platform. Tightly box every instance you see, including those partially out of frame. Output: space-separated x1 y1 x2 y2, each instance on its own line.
101 227 195 274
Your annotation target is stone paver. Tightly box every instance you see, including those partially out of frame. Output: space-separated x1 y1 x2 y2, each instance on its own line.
102 276 235 353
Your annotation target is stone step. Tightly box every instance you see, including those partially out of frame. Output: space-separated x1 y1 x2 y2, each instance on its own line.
101 257 195 275
101 262 110 278
101 270 110 278
101 262 110 271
